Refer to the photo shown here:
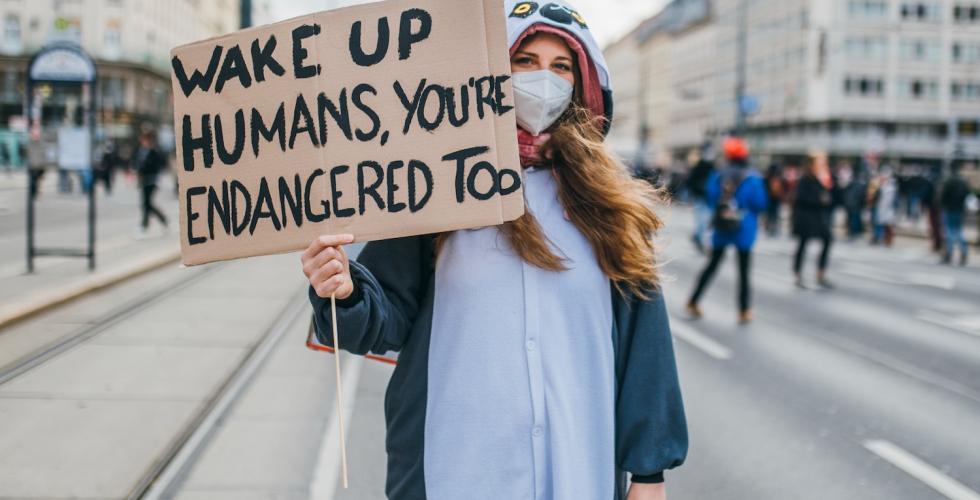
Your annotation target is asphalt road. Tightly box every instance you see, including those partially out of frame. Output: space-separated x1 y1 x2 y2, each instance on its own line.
1 202 978 500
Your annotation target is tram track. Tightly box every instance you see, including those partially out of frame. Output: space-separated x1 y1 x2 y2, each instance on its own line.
0 263 222 385
0 254 312 500
131 290 308 500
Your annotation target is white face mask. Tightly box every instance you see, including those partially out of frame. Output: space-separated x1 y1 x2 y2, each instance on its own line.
512 70 574 135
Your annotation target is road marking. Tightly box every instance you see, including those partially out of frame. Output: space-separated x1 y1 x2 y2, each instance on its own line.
841 266 956 290
672 321 733 360
311 355 364 499
917 311 980 338
816 330 980 405
863 440 980 500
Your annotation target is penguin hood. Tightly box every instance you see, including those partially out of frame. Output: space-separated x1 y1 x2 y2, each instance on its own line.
504 0 613 130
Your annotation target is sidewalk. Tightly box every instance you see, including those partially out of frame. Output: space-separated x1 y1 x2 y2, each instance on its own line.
0 170 182 330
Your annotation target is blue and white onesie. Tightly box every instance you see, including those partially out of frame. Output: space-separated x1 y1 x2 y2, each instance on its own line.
309 2 687 499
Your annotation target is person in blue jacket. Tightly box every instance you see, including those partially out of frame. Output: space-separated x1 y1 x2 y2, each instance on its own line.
686 137 768 324
299 2 687 499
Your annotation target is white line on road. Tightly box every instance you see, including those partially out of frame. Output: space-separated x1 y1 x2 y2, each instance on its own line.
672 321 733 360
917 311 980 338
863 440 980 500
310 354 365 499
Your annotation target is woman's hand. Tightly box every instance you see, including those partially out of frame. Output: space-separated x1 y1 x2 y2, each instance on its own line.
627 482 666 500
302 234 355 300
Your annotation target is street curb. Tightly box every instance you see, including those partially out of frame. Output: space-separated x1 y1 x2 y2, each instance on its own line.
0 247 181 331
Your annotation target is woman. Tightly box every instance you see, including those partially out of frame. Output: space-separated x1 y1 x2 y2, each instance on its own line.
300 2 687 499
792 153 835 289
686 137 768 324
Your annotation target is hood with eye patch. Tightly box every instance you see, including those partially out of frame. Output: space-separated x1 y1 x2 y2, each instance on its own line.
504 0 614 134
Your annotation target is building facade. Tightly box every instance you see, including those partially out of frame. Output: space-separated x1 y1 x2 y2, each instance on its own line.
0 0 240 166
605 0 980 169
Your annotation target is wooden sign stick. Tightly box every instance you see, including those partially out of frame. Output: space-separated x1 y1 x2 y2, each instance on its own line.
330 293 350 489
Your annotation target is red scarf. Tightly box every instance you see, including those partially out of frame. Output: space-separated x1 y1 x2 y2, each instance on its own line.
518 128 551 168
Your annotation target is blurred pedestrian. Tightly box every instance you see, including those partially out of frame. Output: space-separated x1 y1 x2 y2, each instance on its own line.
95 140 120 194
687 137 768 324
871 166 897 246
763 162 785 236
686 143 715 253
792 153 835 289
133 132 168 236
302 6 688 499
940 164 971 266
923 167 944 253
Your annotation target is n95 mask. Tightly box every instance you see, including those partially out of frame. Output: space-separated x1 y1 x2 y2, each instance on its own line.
512 70 574 135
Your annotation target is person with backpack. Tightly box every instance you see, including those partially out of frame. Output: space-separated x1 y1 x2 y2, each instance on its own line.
687 137 768 324
940 164 972 266
792 152 835 289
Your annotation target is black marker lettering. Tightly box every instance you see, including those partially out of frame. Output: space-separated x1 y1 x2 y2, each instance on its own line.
230 180 252 236
408 159 433 212
250 103 286 157
185 186 207 245
467 161 499 201
349 17 390 67
318 90 353 144
417 84 445 131
398 9 432 60
172 46 223 97
214 45 252 93
446 85 470 127
393 79 426 134
214 110 245 165
250 177 282 234
250 36 285 82
330 165 356 218
207 181 231 239
386 160 406 213
442 146 489 203
494 75 514 115
357 160 386 214
181 114 214 172
305 168 329 222
289 94 319 149
278 175 304 228
352 83 381 141
292 24 321 78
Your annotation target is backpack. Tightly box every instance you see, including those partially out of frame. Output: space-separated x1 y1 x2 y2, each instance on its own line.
712 169 748 234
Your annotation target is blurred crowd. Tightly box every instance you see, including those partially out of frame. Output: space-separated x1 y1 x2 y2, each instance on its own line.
635 147 980 267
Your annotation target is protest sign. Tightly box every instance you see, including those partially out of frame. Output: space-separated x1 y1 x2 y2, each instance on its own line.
171 0 523 265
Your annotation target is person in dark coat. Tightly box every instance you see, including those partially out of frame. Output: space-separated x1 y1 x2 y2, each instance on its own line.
133 132 168 235
792 152 835 289
686 144 715 253
940 164 971 265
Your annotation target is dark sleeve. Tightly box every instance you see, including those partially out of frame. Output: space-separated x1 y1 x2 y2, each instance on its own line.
615 287 688 484
308 235 433 356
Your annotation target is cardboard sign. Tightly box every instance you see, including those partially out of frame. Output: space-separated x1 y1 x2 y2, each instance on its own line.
171 0 523 266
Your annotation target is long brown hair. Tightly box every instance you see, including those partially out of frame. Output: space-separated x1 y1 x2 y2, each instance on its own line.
439 105 665 297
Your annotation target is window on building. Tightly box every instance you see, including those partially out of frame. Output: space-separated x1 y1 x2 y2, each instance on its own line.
951 81 980 101
899 77 939 99
4 15 20 45
846 35 889 59
952 41 980 62
899 38 942 61
953 4 980 22
901 2 943 21
848 0 889 19
844 76 886 97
